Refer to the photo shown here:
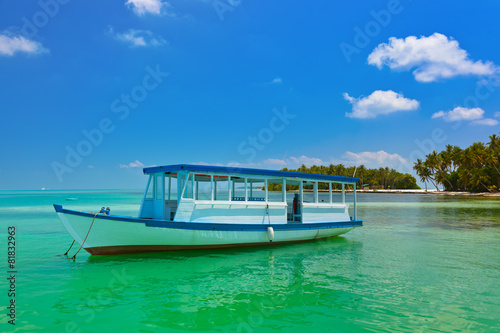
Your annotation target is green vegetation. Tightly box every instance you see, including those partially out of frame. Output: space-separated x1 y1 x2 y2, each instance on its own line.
267 164 420 191
413 133 500 193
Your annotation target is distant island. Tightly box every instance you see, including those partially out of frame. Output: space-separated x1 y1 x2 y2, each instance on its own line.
267 164 420 191
413 133 499 193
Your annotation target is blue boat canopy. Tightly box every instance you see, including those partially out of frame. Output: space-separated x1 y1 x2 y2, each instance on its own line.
143 164 358 184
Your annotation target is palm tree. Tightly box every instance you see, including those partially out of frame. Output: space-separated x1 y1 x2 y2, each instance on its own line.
485 149 500 176
413 159 432 191
378 167 390 189
413 133 499 193
488 134 500 153
336 164 346 177
357 165 366 188
457 147 490 192
423 151 449 191
447 145 462 170
486 134 500 176
388 168 399 188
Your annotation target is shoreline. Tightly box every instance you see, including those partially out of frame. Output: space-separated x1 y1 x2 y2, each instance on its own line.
353 190 500 197
310 189 500 197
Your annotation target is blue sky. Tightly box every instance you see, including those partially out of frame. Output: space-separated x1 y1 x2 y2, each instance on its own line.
1 0 499 190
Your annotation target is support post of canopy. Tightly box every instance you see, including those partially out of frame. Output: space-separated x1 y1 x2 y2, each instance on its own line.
214 177 217 200
161 174 165 202
329 182 332 204
168 174 171 200
299 181 303 218
282 178 286 202
232 179 235 200
314 181 318 203
228 176 232 201
194 174 198 200
244 178 248 201
354 183 357 221
265 179 268 202
342 183 345 205
210 175 214 201
299 181 303 204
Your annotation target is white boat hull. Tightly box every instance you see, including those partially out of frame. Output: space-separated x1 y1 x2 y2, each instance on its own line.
54 205 361 255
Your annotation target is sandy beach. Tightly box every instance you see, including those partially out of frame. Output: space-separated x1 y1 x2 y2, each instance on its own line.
356 189 500 197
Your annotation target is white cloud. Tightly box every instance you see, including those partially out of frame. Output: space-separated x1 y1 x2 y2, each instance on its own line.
125 0 169 16
342 151 408 168
495 112 500 118
108 27 167 47
344 90 419 119
200 151 411 174
120 160 145 168
0 33 47 56
258 157 327 170
259 77 284 86
192 157 325 171
88 165 95 168
259 158 285 166
430 111 445 119
265 151 408 170
431 107 484 122
287 156 324 166
190 161 252 169
432 107 498 126
368 33 496 82
471 118 499 126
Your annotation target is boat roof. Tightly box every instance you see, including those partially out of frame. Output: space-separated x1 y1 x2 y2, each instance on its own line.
143 164 359 183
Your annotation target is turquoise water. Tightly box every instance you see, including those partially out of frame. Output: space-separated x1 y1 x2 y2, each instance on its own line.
1 190 499 332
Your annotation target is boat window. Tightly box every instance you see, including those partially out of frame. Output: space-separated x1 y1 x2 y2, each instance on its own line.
182 173 194 199
267 178 284 202
284 180 300 199
167 174 178 200
303 182 314 203
285 179 301 221
345 183 355 215
247 179 265 201
195 174 212 200
231 177 246 201
317 181 330 203
332 184 343 203
155 175 163 200
145 176 154 199
214 176 229 201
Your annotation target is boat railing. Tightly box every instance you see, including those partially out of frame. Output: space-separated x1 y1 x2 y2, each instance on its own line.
191 199 287 207
230 196 266 201
302 202 347 208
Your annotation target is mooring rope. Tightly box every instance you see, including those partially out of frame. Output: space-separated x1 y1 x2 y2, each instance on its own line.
70 212 99 260
63 240 75 256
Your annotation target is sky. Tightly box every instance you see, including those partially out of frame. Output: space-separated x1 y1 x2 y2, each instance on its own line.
1 0 499 190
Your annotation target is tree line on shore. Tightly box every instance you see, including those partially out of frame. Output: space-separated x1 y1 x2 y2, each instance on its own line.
267 164 420 191
413 133 499 193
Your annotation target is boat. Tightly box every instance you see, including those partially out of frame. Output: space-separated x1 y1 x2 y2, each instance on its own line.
54 164 362 255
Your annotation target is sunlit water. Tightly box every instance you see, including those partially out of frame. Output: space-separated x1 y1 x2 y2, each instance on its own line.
0 190 499 332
